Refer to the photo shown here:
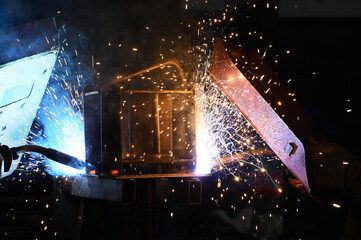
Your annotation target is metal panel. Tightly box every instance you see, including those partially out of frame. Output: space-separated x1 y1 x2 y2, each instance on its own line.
208 39 310 192
0 50 58 177
71 176 123 202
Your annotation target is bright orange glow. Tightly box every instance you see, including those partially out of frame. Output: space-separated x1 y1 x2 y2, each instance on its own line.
110 169 119 175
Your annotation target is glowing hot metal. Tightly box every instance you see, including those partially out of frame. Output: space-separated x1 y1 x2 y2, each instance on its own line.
208 39 310 193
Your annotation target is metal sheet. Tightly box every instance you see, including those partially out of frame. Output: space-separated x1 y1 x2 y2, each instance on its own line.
71 176 123 202
208 39 310 192
0 50 58 178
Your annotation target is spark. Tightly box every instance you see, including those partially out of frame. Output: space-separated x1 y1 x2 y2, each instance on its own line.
332 203 341 208
195 62 281 190
21 27 89 176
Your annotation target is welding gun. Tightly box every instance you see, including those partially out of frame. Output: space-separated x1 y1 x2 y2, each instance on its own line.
0 144 86 179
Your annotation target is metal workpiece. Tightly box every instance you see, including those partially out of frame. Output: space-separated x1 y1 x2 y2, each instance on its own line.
84 60 199 178
71 175 123 202
208 38 310 192
0 18 59 179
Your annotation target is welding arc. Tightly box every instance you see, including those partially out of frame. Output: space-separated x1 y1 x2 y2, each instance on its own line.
12 145 86 170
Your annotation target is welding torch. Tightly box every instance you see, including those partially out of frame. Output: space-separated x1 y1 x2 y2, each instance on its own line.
0 144 86 178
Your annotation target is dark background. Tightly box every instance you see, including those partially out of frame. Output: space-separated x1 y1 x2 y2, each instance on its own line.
0 0 360 239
